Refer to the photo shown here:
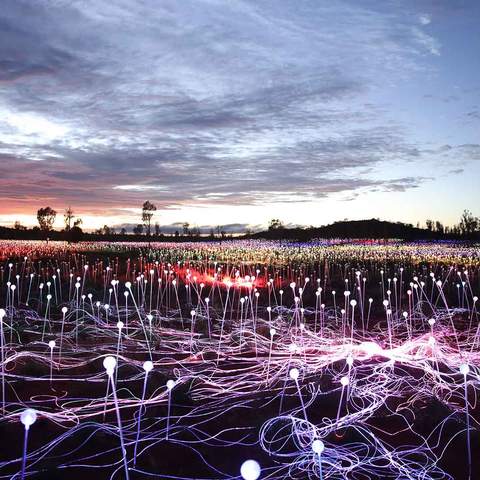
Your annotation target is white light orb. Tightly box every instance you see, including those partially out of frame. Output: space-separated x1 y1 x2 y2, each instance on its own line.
270 328 276 337
143 361 153 373
166 379 175 390
460 364 470 375
240 459 261 480
21 409 37 429
103 356 117 374
340 376 349 387
48 340 56 349
61 307 68 314
289 368 299 380
312 439 325 454
125 281 132 289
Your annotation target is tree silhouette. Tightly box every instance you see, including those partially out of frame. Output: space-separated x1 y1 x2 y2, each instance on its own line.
133 224 144 235
268 218 284 230
64 206 75 231
37 207 57 232
459 209 479 236
142 201 157 236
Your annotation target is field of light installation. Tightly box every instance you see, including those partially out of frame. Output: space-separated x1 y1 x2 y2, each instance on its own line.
0 239 479 480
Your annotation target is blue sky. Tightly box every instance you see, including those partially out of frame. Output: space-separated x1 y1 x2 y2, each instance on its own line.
0 0 478 231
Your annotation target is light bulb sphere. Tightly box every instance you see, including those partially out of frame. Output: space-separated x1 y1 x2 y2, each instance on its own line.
166 379 175 391
48 340 56 349
21 409 37 428
125 281 132 289
61 307 68 314
143 361 154 373
103 356 117 373
312 439 325 454
289 368 299 380
240 459 261 480
460 364 470 375
340 376 349 387
117 321 124 330
0 308 5 319
270 328 276 337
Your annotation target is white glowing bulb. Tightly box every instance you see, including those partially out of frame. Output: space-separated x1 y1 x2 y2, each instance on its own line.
103 356 117 374
240 460 261 480
143 361 153 373
312 439 325 454
21 409 37 429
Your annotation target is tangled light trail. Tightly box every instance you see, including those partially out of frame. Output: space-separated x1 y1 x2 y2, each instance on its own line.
0 239 478 479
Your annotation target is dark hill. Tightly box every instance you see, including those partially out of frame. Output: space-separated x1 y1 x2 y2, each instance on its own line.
250 219 449 241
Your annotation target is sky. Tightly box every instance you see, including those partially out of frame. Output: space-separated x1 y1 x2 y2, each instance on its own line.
0 0 479 232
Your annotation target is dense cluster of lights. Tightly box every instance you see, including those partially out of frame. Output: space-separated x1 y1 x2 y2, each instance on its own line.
0 239 478 479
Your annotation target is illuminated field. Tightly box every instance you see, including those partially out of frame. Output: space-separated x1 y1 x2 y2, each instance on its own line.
0 240 479 479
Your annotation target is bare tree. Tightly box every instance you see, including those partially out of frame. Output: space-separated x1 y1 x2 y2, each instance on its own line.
142 201 157 236
64 206 75 231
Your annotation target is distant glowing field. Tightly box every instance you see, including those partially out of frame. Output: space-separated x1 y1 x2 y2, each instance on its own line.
0 239 479 479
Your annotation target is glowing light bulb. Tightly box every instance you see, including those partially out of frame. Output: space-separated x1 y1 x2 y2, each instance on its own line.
143 361 153 373
240 459 261 480
21 409 37 429
312 439 325 454
103 356 116 375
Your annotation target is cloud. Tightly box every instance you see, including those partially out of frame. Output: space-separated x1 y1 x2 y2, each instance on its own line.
419 14 431 25
0 0 473 226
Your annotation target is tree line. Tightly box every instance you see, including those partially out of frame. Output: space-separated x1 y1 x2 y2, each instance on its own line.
4 204 480 242
8 201 235 242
